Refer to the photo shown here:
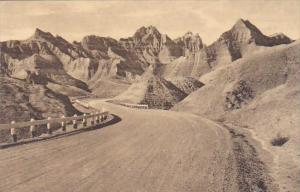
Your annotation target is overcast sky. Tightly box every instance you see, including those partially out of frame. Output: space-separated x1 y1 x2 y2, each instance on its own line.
0 0 299 44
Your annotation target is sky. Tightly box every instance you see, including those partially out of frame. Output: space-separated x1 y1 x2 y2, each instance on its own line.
0 0 299 44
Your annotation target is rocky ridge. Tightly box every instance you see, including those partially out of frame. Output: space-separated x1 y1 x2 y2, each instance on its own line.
1 19 293 86
0 18 294 113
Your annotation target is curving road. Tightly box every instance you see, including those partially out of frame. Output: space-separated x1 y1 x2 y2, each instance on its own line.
0 99 236 192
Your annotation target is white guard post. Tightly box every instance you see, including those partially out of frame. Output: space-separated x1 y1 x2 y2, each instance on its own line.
30 118 36 138
83 113 87 127
73 114 78 129
61 115 66 131
91 113 95 125
47 117 52 134
10 121 17 142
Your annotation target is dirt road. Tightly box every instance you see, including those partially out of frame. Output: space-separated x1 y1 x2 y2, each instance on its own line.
0 99 235 192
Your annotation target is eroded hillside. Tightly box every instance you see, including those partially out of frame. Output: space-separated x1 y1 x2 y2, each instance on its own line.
173 40 300 191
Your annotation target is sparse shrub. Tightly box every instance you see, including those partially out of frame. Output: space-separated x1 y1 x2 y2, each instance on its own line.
148 85 154 93
225 80 254 110
271 134 289 146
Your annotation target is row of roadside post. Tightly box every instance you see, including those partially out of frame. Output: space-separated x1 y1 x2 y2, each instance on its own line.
9 111 108 143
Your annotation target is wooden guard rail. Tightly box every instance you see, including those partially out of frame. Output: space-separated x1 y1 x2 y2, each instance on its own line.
0 111 109 143
74 99 91 109
119 103 149 109
106 100 149 109
70 95 99 103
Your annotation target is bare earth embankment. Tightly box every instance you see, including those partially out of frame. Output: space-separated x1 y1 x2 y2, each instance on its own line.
173 41 300 191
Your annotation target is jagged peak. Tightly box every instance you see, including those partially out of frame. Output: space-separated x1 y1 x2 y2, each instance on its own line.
55 35 71 45
146 25 158 30
134 25 161 38
232 18 251 31
32 28 54 40
81 35 118 48
82 35 117 42
34 28 45 34
80 35 119 52
183 31 202 39
216 18 265 43
231 18 266 38
145 25 160 33
183 31 194 38
172 31 204 53
234 18 246 25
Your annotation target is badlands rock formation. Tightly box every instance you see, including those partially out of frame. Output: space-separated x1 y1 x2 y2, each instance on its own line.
0 29 88 90
161 19 293 78
113 65 204 109
1 19 292 89
120 25 182 65
205 19 292 66
0 18 296 118
114 74 187 109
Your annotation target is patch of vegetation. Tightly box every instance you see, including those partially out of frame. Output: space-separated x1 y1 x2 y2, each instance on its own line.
271 134 289 146
225 80 254 110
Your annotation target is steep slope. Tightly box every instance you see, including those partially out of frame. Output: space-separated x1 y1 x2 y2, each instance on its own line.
166 76 204 95
84 26 185 97
46 82 91 97
114 74 188 109
173 41 300 191
0 26 185 100
161 19 293 79
0 29 89 90
0 28 145 87
174 32 204 56
174 40 299 118
161 50 211 78
76 35 145 81
205 18 293 67
77 26 184 94
0 29 90 134
161 32 209 78
113 64 204 110
0 76 80 123
89 78 131 98
120 25 182 65
0 76 81 142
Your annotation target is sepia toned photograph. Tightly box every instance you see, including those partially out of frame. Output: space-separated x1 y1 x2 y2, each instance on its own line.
0 0 299 191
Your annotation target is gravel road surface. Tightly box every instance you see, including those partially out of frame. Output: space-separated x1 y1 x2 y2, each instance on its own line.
0 99 237 192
